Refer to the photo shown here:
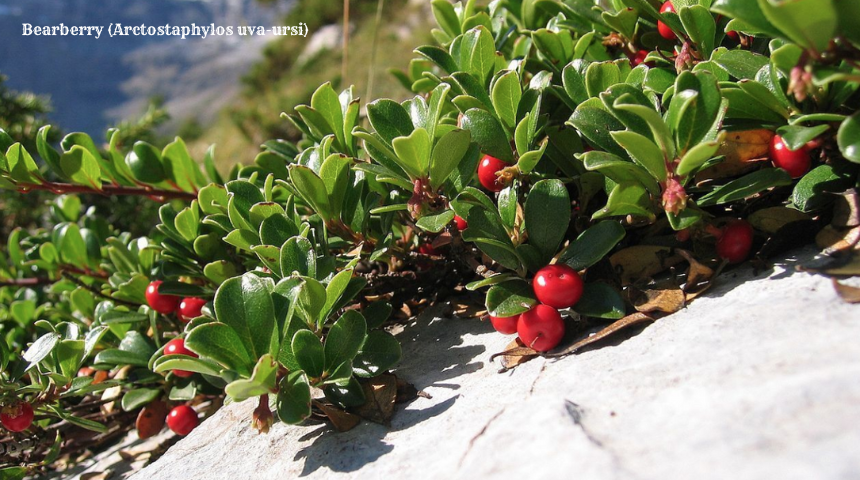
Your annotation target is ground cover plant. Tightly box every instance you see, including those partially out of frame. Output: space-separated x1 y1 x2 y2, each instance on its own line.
3 0 860 476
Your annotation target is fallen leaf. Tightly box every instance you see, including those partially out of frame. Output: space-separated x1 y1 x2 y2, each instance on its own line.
135 400 168 439
316 402 361 432
676 249 716 293
609 246 684 285
696 129 774 181
629 287 686 313
799 251 860 276
832 278 860 303
353 374 397 425
833 190 860 228
748 207 812 235
816 226 860 252
546 313 655 358
394 376 429 403
489 338 539 371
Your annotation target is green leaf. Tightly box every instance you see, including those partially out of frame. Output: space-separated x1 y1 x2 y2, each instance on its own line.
791 164 854 212
416 209 456 233
154 356 224 377
392 128 432 179
611 131 668 181
486 279 537 317
280 236 316 278
224 354 278 401
324 310 367 373
121 388 160 412
459 26 496 83
757 0 836 53
593 182 654 221
289 165 332 220
291 330 325 378
354 330 402 378
276 371 311 425
585 61 622 98
163 137 205 191
185 322 253 376
524 179 570 264
21 332 61 373
517 139 549 174
174 201 200 242
567 101 627 157
93 331 154 367
260 214 299 246
559 221 626 270
367 100 414 145
582 151 661 195
99 310 149 324
311 83 346 149
698 168 793 206
612 99 675 161
432 0 461 36
461 108 514 162
127 141 167 184
838 113 860 164
430 129 471 190
679 5 716 55
318 155 351 219
214 273 277 361
712 0 782 37
676 140 721 177
37 126 66 180
6 143 43 184
491 70 522 130
713 50 770 81
777 125 829 151
55 223 88 267
573 283 626 319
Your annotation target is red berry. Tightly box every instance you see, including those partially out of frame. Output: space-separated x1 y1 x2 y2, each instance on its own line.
716 220 754 264
769 135 811 179
489 315 519 335
632 50 650 67
1 402 34 432
178 297 206 323
657 1 677 40
518 305 565 352
477 155 509 192
533 264 584 309
727 30 739 41
145 281 180 315
454 215 468 231
418 243 438 255
166 405 199 436
164 338 198 378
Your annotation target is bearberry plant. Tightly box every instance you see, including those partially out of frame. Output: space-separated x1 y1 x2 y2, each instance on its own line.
3 0 860 476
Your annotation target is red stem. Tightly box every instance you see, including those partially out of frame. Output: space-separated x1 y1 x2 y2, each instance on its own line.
16 181 197 201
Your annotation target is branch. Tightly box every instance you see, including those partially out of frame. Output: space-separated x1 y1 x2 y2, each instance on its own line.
0 277 51 287
15 181 197 201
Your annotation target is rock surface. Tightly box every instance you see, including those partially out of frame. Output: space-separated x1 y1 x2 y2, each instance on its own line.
131 246 860 480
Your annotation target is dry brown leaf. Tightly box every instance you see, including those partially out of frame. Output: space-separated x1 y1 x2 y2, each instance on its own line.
316 402 361 432
451 301 486 319
609 246 684 285
630 287 686 313
748 207 812 235
816 226 860 252
696 129 774 181
676 249 716 292
833 191 860 228
832 279 860 304
546 313 655 357
395 376 429 403
489 338 539 370
353 374 397 425
135 400 167 439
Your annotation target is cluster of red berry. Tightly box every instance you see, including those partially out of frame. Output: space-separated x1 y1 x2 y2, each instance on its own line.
145 281 207 322
489 264 583 352
475 154 584 352
143 281 206 435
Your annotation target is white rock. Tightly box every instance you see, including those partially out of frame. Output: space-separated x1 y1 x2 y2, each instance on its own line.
131 245 860 480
